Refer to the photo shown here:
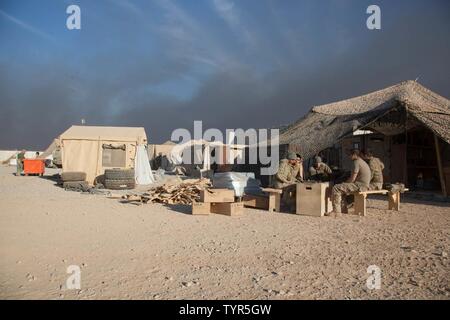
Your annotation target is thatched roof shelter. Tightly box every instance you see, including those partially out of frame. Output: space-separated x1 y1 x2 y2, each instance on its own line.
280 80 450 159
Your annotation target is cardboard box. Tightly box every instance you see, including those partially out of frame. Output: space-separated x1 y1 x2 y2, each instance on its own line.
191 202 211 215
200 189 235 203
243 194 269 209
296 182 332 217
210 202 244 216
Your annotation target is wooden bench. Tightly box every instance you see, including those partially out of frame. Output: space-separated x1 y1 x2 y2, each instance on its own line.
262 188 282 212
351 189 408 216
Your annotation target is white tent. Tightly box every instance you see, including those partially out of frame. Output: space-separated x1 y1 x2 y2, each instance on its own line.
170 139 245 169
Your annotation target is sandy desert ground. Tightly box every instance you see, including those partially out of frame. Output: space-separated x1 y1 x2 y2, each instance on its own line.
0 165 449 300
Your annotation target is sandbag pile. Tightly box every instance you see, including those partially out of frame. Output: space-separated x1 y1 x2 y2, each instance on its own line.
61 172 89 192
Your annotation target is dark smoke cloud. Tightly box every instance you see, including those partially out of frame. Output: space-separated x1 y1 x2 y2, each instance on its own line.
0 0 449 150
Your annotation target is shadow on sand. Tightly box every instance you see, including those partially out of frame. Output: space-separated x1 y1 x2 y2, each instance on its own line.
163 204 192 215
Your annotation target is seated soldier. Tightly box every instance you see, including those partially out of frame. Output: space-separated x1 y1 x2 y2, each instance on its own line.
295 153 304 182
362 149 385 190
309 156 333 181
328 149 371 216
273 152 301 189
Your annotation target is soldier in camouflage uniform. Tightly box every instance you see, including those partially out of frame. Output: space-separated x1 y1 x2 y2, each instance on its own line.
273 152 302 189
309 156 333 181
328 149 371 215
294 153 304 182
362 149 385 190
16 149 26 176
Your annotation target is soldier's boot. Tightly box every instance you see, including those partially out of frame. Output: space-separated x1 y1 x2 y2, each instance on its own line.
327 191 343 217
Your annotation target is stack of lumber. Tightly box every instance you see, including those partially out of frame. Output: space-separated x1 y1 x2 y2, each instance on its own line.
123 179 210 205
122 179 246 217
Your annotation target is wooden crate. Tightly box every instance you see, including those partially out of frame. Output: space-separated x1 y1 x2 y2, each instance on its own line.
191 202 211 215
211 202 244 216
243 194 269 209
296 182 332 217
243 192 281 212
200 189 235 203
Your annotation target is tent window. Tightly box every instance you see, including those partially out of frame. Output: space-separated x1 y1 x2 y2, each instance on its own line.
102 144 126 167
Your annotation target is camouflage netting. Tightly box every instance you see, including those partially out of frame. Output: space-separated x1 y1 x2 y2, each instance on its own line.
280 80 450 159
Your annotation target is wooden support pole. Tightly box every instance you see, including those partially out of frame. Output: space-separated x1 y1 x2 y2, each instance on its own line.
267 193 281 212
388 192 400 211
434 134 447 197
354 193 367 216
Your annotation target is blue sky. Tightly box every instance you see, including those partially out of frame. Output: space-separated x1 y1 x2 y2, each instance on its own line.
0 0 449 148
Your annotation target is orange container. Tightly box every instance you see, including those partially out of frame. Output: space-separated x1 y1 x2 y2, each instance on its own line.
23 159 45 176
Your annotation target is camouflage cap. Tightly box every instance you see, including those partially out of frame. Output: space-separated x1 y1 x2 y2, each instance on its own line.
287 152 297 160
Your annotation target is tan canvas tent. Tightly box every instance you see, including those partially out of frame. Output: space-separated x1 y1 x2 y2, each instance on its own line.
59 125 148 184
38 138 59 159
147 142 177 160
